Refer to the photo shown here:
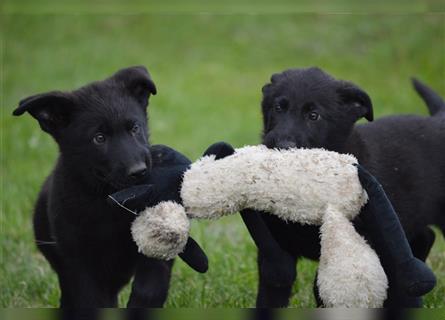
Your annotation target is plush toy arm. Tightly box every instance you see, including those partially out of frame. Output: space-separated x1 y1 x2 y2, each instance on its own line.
130 201 209 273
108 190 208 273
356 164 436 297
178 237 208 273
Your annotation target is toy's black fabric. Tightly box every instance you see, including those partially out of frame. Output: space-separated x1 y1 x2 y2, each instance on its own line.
201 141 236 160
355 164 436 297
108 144 207 273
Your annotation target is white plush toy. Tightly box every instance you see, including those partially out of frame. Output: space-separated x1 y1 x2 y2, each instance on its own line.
127 145 388 307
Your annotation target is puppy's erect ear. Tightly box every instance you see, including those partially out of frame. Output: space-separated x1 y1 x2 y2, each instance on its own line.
261 83 272 95
337 83 373 121
262 72 283 95
13 91 74 134
114 66 157 108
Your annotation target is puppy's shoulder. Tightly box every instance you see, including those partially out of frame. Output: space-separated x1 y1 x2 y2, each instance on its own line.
150 144 191 167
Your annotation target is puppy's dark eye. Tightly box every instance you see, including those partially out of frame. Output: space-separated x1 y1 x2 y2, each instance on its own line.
130 124 140 135
274 98 288 113
93 133 106 145
308 111 320 121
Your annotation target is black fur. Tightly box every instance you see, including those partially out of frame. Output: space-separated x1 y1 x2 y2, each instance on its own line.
412 78 445 116
244 67 445 307
14 66 197 307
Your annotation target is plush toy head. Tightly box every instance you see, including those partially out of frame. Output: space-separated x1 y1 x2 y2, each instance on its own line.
108 144 208 272
111 143 236 261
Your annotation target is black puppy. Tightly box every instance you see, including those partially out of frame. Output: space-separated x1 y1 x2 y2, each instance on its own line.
242 67 444 307
13 66 207 307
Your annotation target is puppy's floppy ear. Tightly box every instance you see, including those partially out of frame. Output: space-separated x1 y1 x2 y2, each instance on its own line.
337 83 373 121
114 66 157 108
13 91 74 134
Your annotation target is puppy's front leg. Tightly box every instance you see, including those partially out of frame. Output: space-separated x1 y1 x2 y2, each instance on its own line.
256 251 297 308
240 209 297 307
127 255 173 307
58 265 118 308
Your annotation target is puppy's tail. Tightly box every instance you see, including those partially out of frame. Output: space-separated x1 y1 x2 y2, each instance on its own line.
412 77 445 116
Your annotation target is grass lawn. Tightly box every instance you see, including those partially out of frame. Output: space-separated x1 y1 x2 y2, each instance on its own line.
1 1 444 308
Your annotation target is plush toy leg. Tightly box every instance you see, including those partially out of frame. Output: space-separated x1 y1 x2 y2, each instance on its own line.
317 205 388 307
356 164 437 297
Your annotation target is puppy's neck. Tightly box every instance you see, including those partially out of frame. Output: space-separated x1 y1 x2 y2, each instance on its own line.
323 126 354 153
338 129 367 158
55 155 116 197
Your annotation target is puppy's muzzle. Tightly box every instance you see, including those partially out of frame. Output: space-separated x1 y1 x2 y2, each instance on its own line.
127 162 148 180
275 140 297 150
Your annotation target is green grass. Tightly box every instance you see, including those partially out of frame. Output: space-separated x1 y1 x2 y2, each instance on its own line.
1 1 444 308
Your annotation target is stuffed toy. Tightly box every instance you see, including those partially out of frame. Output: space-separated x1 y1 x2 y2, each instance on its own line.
108 142 436 308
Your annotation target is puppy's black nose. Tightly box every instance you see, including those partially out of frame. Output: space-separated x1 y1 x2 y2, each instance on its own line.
276 140 297 149
128 162 148 179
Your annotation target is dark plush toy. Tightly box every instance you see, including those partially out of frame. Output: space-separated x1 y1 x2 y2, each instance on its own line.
108 144 209 273
109 142 436 306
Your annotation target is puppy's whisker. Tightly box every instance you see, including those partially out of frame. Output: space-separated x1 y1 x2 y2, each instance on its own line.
122 195 135 205
107 195 138 216
36 240 57 245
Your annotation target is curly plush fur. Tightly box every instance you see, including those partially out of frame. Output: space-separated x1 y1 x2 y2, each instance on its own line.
132 201 189 260
132 145 388 307
182 145 367 223
318 205 387 307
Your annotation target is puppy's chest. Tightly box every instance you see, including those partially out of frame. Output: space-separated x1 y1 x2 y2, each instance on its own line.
51 196 136 253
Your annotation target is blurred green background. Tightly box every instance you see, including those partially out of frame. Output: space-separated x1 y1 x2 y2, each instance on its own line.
1 0 444 308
